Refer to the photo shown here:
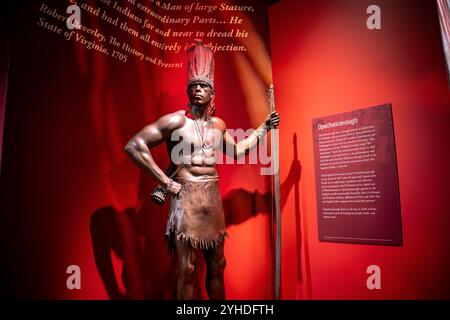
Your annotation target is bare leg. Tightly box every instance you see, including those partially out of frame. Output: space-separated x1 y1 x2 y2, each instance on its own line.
175 240 197 300
203 242 226 300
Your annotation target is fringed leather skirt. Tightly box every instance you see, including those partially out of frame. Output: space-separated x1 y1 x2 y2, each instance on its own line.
165 175 228 254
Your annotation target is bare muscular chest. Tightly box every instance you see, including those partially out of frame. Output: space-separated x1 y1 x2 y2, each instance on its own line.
168 118 222 166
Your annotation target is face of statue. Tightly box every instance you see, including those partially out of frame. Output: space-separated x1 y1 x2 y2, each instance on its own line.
187 82 214 107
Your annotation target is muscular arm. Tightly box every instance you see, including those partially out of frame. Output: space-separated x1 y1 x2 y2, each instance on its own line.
223 123 268 160
217 111 279 160
124 111 186 187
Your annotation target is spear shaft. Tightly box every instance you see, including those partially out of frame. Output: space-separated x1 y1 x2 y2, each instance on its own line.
268 84 281 299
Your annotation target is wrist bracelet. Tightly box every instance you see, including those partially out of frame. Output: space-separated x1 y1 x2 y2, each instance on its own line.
253 124 269 141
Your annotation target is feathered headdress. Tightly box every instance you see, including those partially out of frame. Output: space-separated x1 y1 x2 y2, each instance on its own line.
187 40 214 89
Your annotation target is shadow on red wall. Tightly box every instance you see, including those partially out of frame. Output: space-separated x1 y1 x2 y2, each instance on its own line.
90 140 301 299
269 0 450 299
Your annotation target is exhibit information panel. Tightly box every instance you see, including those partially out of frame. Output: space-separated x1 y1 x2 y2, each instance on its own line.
312 104 402 245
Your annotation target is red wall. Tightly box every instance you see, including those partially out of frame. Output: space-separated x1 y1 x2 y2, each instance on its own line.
2 0 450 300
0 0 275 299
269 0 450 299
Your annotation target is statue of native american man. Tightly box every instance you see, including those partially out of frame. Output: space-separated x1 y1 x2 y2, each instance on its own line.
125 40 280 300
